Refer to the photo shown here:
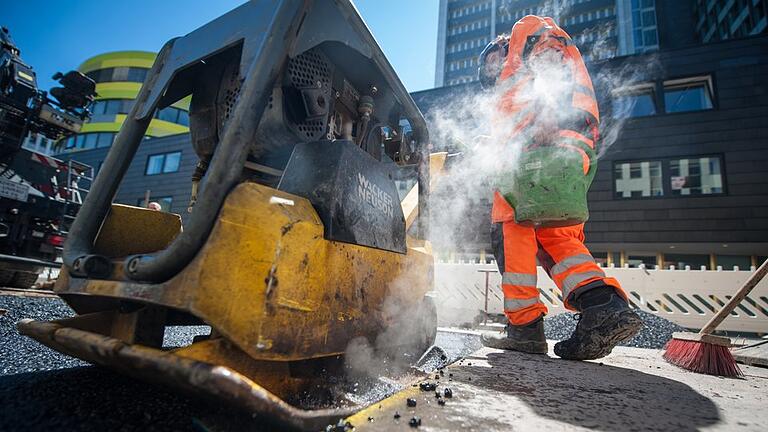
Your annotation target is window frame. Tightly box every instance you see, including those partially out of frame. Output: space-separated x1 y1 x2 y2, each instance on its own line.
610 83 658 119
613 159 665 199
612 154 727 200
610 74 717 118
662 75 717 114
145 151 182 176
668 155 727 197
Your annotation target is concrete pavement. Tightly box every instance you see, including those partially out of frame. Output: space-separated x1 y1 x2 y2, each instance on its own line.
349 345 768 431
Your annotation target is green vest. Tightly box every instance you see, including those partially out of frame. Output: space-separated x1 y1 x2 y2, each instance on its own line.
496 135 597 227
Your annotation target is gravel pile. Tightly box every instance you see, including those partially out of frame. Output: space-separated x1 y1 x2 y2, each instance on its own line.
544 309 685 349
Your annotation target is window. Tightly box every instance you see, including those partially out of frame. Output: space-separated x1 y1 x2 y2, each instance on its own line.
614 161 663 198
157 107 179 123
152 106 189 126
626 254 656 268
137 196 173 212
145 151 182 175
85 67 150 84
612 86 656 118
96 132 115 148
82 133 98 149
669 157 723 195
90 99 134 116
663 78 714 113
592 251 608 266
631 0 658 51
716 255 751 271
664 254 709 270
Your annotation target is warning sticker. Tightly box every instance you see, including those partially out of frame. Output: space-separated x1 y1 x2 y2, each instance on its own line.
525 160 543 170
0 178 30 202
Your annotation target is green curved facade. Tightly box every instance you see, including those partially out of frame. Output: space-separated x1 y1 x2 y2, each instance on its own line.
60 51 190 152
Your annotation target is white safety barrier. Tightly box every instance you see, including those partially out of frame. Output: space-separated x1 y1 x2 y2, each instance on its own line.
434 262 768 334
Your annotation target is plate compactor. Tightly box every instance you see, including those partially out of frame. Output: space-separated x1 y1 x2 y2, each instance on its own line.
18 1 438 429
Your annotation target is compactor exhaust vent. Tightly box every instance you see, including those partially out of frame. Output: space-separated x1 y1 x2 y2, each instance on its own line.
286 50 332 141
222 70 242 123
287 50 331 89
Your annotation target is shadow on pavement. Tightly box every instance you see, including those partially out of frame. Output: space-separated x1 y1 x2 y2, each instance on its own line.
0 366 263 432
463 351 721 432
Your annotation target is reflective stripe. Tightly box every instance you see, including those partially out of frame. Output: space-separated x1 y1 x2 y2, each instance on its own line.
551 254 596 276
504 297 541 311
562 270 605 298
502 272 538 287
560 129 594 149
555 142 591 175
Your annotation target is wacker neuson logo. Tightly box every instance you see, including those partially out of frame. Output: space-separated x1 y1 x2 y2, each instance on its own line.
357 172 394 218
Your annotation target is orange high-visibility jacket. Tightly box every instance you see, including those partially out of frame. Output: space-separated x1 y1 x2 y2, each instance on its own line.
497 15 599 175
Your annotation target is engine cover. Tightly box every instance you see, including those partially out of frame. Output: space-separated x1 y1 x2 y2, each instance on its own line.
278 140 406 253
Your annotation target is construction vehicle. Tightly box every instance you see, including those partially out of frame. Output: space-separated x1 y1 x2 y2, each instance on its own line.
0 25 95 287
19 1 436 429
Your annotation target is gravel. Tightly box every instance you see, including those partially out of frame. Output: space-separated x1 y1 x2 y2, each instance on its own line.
0 295 280 431
544 309 685 349
0 295 83 375
0 295 213 375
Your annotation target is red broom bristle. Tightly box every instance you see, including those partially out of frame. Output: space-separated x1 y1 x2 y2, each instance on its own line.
663 339 743 377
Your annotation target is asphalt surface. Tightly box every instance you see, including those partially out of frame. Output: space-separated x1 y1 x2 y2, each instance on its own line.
0 294 480 432
0 293 689 431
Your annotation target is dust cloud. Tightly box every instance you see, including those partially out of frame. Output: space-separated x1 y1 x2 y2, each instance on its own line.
342 8 657 376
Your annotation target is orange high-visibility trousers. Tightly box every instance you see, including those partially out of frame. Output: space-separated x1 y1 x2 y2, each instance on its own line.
491 192 626 325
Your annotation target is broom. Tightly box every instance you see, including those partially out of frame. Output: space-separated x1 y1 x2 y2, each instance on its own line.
663 258 768 377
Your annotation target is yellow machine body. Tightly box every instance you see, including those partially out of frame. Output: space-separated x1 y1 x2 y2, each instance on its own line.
55 182 433 362
18 2 439 429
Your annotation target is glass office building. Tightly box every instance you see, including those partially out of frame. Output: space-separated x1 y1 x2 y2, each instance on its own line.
435 0 656 87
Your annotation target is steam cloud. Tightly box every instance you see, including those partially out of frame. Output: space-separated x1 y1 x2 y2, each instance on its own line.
342 6 658 373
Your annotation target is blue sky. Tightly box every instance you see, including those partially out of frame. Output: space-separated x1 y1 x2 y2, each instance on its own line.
4 0 438 93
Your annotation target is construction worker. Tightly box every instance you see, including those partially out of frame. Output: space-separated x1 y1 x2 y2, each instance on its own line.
477 15 642 360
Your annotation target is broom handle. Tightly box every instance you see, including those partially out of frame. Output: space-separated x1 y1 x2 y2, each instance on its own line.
700 258 768 335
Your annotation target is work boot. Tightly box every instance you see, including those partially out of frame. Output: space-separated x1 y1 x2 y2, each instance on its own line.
554 286 643 360
480 317 548 354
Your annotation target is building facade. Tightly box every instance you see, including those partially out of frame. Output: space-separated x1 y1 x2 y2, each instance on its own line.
59 10 768 271
57 51 190 153
414 33 768 270
694 0 768 42
435 0 664 87
61 133 195 214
